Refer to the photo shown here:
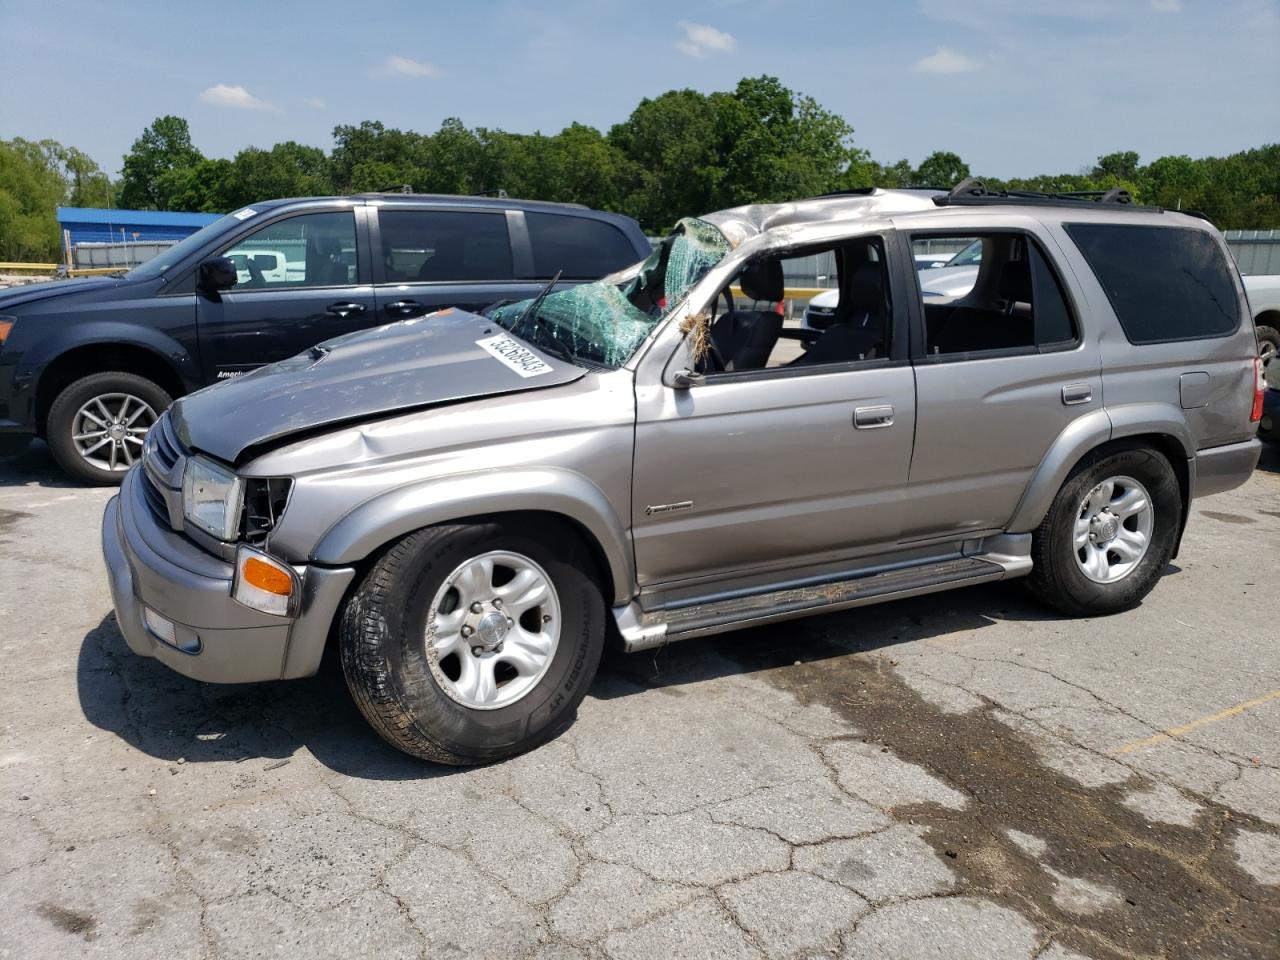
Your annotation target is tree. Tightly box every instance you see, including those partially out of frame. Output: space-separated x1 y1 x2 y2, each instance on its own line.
1092 151 1141 181
914 151 970 188
118 115 204 210
0 137 117 260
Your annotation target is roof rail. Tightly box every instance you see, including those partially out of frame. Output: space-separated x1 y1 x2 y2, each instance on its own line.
934 179 1159 212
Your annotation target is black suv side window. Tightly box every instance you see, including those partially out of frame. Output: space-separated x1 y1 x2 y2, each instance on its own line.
1064 223 1240 343
222 212 357 289
379 210 513 283
527 212 639 279
914 233 1077 358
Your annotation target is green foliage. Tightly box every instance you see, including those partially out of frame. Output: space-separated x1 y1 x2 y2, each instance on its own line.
0 137 114 260
4 76 1280 264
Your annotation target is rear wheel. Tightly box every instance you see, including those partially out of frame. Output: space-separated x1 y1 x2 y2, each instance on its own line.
1258 324 1279 371
1027 445 1180 616
339 519 605 765
46 371 171 485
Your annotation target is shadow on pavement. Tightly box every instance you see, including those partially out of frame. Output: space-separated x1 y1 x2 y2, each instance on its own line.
78 578 1075 779
0 440 85 490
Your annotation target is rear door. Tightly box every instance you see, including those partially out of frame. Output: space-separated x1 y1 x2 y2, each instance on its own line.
371 207 540 322
900 218 1104 542
195 207 374 381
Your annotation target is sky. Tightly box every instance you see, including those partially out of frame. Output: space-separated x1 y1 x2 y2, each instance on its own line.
1 0 1277 180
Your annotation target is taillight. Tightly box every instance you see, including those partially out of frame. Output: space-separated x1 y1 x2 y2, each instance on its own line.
1251 356 1264 423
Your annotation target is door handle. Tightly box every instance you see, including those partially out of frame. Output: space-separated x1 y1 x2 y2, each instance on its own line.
326 302 367 318
1062 384 1092 406
854 405 894 429
384 299 423 316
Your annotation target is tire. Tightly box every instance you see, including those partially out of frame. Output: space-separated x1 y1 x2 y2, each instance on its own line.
1027 444 1181 617
1258 324 1279 372
46 371 172 486
339 518 606 765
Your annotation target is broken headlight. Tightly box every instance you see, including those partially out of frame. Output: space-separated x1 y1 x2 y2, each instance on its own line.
240 477 293 543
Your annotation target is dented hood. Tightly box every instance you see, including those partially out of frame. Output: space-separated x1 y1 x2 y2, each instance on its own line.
171 310 584 463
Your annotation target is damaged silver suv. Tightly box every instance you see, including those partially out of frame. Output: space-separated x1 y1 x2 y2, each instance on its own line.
102 183 1265 764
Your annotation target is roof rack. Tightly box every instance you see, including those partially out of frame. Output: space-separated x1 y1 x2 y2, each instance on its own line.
934 178 1159 212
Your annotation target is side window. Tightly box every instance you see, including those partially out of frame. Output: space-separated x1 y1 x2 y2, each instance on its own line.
378 210 513 283
1064 223 1239 343
527 212 638 279
223 212 357 289
915 233 1077 358
699 236 893 376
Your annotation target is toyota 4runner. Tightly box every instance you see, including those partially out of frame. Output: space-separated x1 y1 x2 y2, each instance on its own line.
101 183 1265 764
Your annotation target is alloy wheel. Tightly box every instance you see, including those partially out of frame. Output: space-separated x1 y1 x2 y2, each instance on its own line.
71 393 157 473
1073 475 1154 584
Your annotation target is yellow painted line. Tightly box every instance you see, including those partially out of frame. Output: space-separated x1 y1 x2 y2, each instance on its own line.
0 261 58 271
1115 688 1280 754
729 285 830 300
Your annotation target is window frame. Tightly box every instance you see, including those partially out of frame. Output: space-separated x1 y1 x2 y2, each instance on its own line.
1062 221 1242 346
367 205 519 286
903 227 1084 365
693 231 912 386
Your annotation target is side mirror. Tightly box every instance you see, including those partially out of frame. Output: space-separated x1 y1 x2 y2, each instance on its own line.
672 368 705 390
198 257 238 292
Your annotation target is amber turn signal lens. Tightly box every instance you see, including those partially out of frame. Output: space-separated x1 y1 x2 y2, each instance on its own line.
243 556 294 596
0 320 13 344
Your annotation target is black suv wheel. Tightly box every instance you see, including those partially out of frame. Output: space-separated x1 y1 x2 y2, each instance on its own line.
46 372 171 486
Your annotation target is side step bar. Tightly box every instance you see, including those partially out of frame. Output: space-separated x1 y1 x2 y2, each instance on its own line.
614 541 1029 653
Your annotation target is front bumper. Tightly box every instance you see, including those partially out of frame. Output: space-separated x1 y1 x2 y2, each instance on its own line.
101 467 355 683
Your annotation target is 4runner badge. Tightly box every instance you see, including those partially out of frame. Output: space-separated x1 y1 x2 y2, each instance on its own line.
476 334 553 378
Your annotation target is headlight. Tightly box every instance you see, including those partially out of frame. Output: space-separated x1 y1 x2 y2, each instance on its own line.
182 456 243 541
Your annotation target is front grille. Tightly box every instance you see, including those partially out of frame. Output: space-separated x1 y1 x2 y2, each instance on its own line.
151 414 181 471
141 411 187 530
141 471 169 522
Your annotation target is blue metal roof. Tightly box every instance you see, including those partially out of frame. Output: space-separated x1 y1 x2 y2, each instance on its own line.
56 206 222 228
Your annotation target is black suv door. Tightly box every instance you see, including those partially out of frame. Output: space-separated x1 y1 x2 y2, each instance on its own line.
195 207 375 381
371 207 542 322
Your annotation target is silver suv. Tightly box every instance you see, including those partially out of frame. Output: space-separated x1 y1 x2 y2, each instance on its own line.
101 184 1265 764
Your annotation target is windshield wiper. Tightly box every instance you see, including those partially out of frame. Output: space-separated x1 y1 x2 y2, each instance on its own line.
513 270 576 363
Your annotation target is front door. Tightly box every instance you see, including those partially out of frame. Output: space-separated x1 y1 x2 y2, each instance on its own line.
631 234 917 588
196 209 374 382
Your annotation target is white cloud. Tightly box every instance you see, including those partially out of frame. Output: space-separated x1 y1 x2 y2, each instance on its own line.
912 46 983 75
199 83 275 111
304 97 326 109
1151 0 1181 10
675 21 736 58
377 55 439 78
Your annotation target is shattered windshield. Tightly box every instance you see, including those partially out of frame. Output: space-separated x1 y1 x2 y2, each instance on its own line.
488 217 731 368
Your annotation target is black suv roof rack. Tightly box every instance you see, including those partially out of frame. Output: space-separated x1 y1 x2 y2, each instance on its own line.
934 177 1160 212
351 189 588 209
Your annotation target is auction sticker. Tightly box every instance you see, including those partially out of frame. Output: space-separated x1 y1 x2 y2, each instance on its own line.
476 334 554 378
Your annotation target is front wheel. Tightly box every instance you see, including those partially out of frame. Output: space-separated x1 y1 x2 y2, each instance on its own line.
1027 445 1181 617
46 372 171 485
339 519 605 765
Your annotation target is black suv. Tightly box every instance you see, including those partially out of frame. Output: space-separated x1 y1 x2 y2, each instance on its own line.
0 194 651 483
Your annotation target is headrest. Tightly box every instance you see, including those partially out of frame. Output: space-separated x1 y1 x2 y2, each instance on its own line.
739 257 784 302
849 262 884 311
998 259 1032 304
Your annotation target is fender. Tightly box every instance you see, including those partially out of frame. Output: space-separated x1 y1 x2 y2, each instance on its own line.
23 321 202 395
311 467 636 605
1006 402 1194 533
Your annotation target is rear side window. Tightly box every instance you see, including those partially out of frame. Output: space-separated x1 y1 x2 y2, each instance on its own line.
1064 223 1240 343
527 213 638 279
378 210 513 283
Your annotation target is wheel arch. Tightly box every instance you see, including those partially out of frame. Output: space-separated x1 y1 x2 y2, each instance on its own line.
34 340 190 436
1008 406 1193 548
310 468 635 606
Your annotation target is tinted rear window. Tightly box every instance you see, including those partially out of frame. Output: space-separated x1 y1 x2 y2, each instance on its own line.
1064 223 1240 344
527 213 638 279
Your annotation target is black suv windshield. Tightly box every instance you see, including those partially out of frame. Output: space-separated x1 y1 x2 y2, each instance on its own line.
487 217 730 368
125 211 242 281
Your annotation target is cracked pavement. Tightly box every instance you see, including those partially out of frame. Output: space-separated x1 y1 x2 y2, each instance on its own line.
1 441 1278 959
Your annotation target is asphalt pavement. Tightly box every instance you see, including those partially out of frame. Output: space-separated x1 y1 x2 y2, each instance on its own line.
1 439 1277 960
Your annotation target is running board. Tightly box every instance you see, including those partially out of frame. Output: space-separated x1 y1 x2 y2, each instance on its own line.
614 545 1027 653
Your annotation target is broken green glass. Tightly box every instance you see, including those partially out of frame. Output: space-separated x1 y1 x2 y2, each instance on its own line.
489 217 730 368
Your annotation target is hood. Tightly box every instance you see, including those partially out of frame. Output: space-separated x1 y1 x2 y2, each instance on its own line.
0 275 128 311
171 309 585 463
